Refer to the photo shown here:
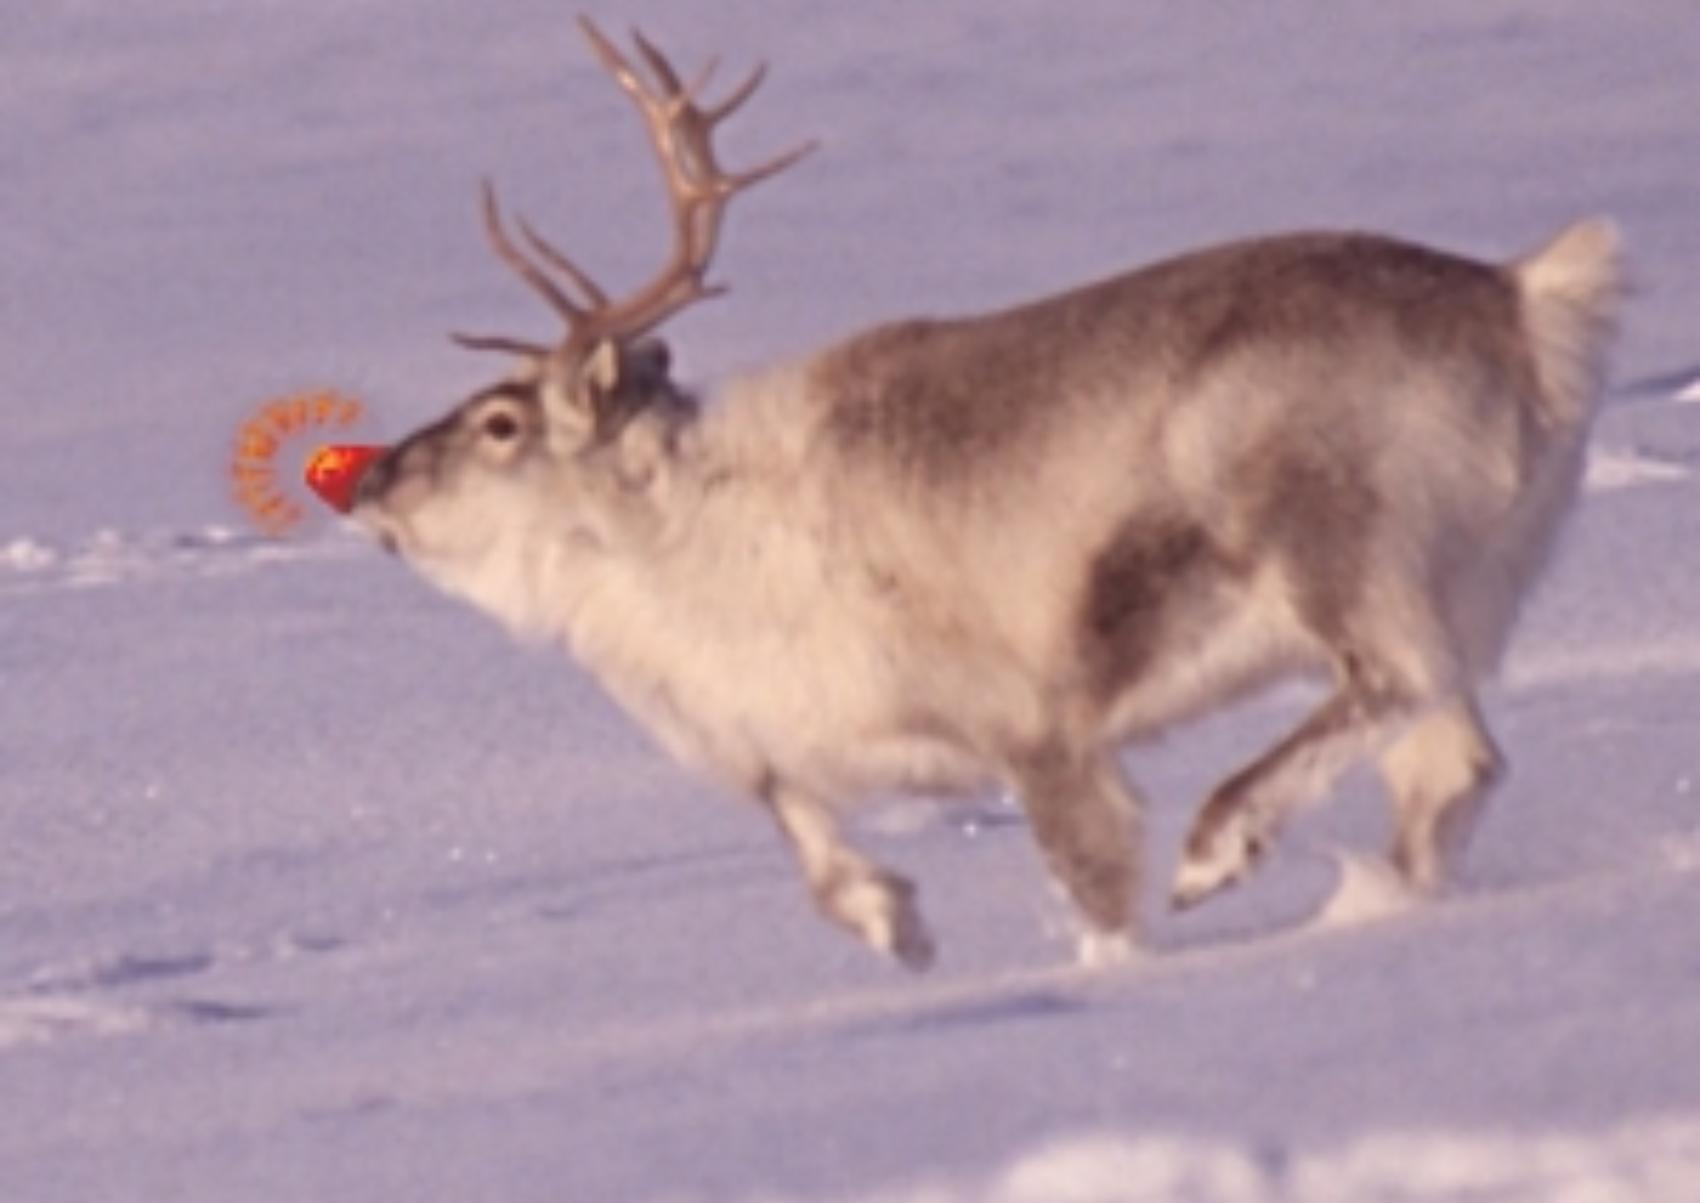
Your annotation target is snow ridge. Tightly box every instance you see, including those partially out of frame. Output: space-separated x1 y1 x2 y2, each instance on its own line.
802 1118 1700 1203
0 524 363 596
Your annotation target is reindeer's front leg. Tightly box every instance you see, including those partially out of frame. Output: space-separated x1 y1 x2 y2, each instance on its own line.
763 783 936 970
1006 743 1145 965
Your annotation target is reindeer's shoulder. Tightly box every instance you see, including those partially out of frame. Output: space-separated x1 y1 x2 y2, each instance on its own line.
799 312 1059 476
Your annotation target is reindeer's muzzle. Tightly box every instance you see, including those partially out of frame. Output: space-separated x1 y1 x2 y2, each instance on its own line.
348 449 407 555
351 449 397 508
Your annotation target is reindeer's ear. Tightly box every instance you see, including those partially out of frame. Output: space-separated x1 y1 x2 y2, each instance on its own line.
583 337 626 397
626 337 671 384
539 338 626 448
586 337 670 395
544 338 680 452
537 344 601 450
580 339 644 439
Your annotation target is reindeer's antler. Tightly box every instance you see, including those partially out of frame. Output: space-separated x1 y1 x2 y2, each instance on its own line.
457 17 816 358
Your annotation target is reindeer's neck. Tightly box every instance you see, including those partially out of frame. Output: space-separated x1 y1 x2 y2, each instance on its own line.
533 364 843 782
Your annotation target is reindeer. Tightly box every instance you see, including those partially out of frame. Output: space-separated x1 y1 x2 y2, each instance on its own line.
352 18 1624 970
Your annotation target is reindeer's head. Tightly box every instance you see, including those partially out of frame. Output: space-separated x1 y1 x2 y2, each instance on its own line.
353 18 812 600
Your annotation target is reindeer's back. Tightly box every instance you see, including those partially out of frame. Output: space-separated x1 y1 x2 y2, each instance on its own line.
806 231 1529 485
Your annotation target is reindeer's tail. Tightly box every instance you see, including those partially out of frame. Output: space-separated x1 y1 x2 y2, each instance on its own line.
1512 217 1627 428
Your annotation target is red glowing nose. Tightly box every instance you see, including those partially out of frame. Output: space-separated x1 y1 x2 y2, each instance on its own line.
304 444 386 513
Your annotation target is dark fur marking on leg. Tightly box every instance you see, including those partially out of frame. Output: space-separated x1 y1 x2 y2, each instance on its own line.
1009 745 1139 933
1249 442 1383 643
1079 514 1217 698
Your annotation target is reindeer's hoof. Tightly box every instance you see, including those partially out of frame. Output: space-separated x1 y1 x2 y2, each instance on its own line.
826 870 937 971
886 906 938 971
1169 871 1229 911
1170 821 1265 911
1076 927 1138 969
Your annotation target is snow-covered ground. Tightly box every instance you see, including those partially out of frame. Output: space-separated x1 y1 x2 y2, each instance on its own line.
4 3 1698 1200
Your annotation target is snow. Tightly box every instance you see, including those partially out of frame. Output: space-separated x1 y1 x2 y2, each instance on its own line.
1311 854 1422 930
1584 447 1692 492
4 3 1699 1201
843 1118 1700 1203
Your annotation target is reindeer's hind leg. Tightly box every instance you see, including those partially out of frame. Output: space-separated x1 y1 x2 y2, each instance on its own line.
763 782 936 970
1007 743 1145 963
1382 695 1502 891
1170 654 1419 910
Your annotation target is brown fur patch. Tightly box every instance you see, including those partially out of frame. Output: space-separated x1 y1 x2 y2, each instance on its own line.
813 317 1063 477
1252 442 1382 643
1168 234 1526 384
1080 514 1220 698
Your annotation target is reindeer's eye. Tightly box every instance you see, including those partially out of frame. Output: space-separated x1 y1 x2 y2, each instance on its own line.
482 412 520 441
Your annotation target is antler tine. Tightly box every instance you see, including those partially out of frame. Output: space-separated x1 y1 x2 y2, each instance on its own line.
701 61 766 126
579 20 691 182
683 57 721 108
479 180 593 326
450 331 552 357
516 216 610 309
578 17 654 107
630 26 687 98
725 138 820 192
694 61 820 196
627 27 726 115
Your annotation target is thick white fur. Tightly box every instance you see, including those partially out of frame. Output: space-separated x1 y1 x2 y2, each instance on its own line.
483 361 1014 803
